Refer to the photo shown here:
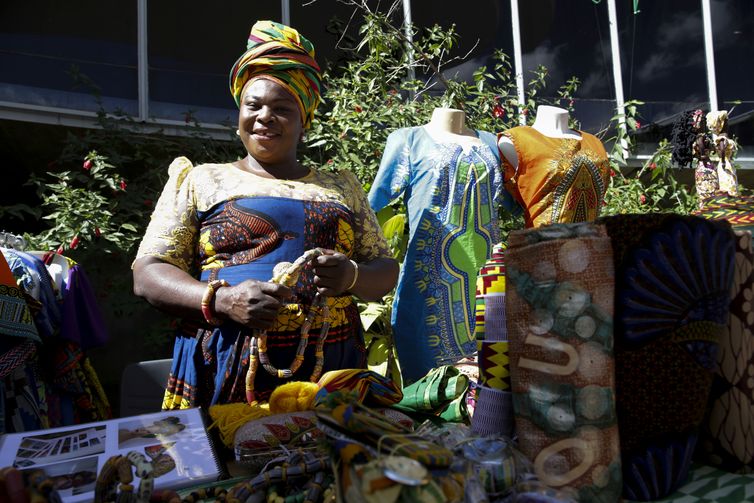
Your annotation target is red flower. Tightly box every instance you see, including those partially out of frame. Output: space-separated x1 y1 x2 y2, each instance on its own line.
83 160 93 170
354 105 362 113
326 159 334 165
649 162 657 170
609 169 616 178
492 105 505 119
70 235 80 250
94 227 101 237
640 194 647 204
119 180 127 191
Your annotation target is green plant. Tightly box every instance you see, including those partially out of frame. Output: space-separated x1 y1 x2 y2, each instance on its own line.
600 100 697 216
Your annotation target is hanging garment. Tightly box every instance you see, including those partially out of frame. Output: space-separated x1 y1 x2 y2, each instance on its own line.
500 126 610 228
369 127 517 383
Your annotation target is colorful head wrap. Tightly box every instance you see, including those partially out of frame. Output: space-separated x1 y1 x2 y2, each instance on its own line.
229 20 322 129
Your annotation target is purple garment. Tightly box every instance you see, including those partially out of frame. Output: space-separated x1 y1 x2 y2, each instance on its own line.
60 264 109 349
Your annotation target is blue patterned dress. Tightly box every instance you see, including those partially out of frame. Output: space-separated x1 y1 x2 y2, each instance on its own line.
369 127 517 382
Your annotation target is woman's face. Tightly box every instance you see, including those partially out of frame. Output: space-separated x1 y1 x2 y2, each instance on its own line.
238 78 303 166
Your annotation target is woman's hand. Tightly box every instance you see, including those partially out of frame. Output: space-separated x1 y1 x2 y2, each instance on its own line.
311 249 356 297
215 279 292 330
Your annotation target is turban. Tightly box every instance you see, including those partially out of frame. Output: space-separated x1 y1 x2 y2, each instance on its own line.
229 20 322 129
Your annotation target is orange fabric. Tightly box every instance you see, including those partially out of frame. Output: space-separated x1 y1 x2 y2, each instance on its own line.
500 126 610 228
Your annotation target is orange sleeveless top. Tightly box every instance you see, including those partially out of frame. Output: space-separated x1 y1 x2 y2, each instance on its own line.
501 126 610 228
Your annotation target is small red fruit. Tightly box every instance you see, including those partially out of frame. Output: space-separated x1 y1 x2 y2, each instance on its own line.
640 194 647 204
493 105 505 119
120 180 127 191
94 227 101 237
70 236 80 249
83 160 93 170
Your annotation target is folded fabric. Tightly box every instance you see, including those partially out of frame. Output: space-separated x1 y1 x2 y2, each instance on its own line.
314 368 403 408
394 365 468 421
598 213 735 501
506 222 621 503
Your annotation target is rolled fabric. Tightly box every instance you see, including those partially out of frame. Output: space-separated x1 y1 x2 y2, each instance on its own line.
229 20 322 128
693 198 754 472
506 222 621 503
598 213 735 500
471 385 515 438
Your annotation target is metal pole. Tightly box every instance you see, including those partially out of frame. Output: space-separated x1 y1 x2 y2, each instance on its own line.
606 0 628 158
701 0 718 112
510 0 526 125
281 0 290 25
137 0 149 121
402 0 416 89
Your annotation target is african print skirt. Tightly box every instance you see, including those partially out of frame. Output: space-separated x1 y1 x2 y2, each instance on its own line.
162 302 366 409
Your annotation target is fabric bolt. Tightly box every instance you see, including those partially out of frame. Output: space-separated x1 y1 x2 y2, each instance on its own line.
368 127 517 383
470 384 514 438
136 157 391 407
694 230 754 473
229 20 321 128
500 126 610 228
474 243 507 343
505 222 621 503
693 196 754 473
598 213 735 501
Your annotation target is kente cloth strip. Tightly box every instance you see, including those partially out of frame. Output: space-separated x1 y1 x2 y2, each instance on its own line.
597 213 735 501
368 127 518 383
136 157 391 408
505 222 622 503
229 20 321 128
313 368 403 408
695 230 754 473
500 126 610 228
694 194 754 234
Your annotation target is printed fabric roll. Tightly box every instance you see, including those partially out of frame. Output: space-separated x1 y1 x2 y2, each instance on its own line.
506 222 621 503
695 229 754 472
598 213 735 500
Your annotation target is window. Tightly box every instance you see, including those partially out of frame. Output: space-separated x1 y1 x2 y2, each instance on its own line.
0 1 137 114
519 0 614 133
147 2 281 125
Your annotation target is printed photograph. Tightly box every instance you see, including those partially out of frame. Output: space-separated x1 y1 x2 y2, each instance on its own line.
118 414 187 448
13 426 106 468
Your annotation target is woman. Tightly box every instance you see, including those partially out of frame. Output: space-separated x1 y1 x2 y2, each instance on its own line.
132 21 398 409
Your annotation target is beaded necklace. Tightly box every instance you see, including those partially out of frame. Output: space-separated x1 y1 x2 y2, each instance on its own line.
245 248 332 404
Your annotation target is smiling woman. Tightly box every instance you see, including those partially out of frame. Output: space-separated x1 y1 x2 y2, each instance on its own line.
131 20 399 408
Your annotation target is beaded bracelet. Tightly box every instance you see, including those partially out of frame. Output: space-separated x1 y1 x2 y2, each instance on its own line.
201 279 229 326
345 260 359 292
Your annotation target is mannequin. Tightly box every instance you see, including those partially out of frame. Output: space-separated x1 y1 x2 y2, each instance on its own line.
499 105 581 169
498 105 609 228
369 108 518 383
424 107 479 143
